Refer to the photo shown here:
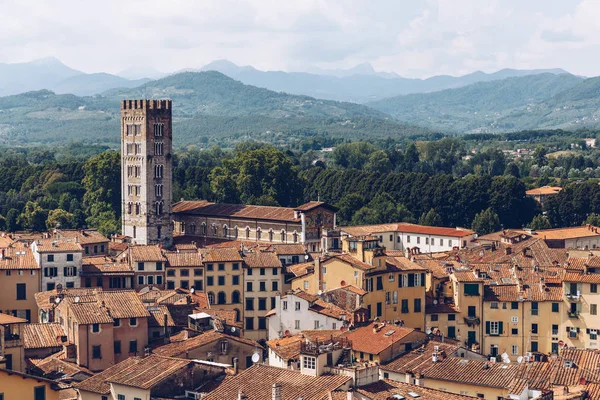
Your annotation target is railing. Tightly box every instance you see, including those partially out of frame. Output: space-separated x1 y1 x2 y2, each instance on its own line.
565 293 582 302
464 316 480 326
567 311 579 319
300 337 352 356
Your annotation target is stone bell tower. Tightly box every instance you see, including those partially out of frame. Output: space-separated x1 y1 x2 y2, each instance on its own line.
121 99 173 246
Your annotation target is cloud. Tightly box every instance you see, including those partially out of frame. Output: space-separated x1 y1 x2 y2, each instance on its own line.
0 0 596 78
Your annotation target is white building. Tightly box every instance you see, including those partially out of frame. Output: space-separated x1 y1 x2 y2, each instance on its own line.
31 238 83 291
341 223 476 254
267 290 351 340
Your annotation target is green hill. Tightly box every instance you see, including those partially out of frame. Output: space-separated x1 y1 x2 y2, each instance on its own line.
0 72 428 147
368 73 584 133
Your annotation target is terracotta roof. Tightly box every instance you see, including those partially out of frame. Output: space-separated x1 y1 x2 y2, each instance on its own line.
0 313 28 324
270 244 306 255
343 322 425 355
130 245 166 262
355 380 474 400
243 251 282 268
326 284 367 296
526 186 562 196
453 270 483 282
194 308 241 328
96 291 151 319
76 355 191 393
564 271 600 283
81 256 133 275
288 261 314 277
203 364 351 400
484 285 520 302
68 302 114 325
164 251 203 267
342 223 474 238
147 305 176 327
0 233 14 248
153 330 260 357
386 256 427 271
34 238 83 253
173 200 301 223
287 290 319 303
267 330 343 361
0 245 38 270
536 226 600 241
57 229 109 245
174 243 198 252
204 247 243 262
426 303 458 314
309 299 352 322
325 253 374 271
23 323 66 349
35 288 99 310
28 351 93 378
341 223 404 236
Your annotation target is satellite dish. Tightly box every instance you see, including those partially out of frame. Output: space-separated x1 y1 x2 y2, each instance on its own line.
317 290 322 295
55 297 61 304
74 296 80 303
426 328 432 335
517 356 524 364
304 254 309 260
501 352 509 360
190 287 195 294
230 327 236 333
251 352 260 363
433 299 438 305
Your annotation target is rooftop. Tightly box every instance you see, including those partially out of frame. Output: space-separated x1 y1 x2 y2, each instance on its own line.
354 380 474 400
342 223 474 238
243 251 282 268
23 323 66 349
526 186 563 196
129 245 166 262
204 247 243 263
173 200 300 223
153 330 259 357
343 322 425 355
33 238 83 253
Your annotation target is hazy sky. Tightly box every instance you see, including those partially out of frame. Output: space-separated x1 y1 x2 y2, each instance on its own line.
1 0 598 78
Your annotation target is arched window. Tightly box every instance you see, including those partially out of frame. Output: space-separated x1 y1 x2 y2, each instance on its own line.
212 224 217 236
256 228 262 241
155 201 163 216
181 221 186 234
293 231 298 243
127 202 132 214
135 202 141 215
190 223 196 235
217 291 226 304
202 223 207 235
133 226 136 239
246 227 251 239
268 230 274 242
234 226 239 239
208 292 215 305
223 225 229 237
281 230 286 242
234 308 241 322
232 290 240 304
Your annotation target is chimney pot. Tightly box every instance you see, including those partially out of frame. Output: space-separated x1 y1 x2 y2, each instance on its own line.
272 383 282 400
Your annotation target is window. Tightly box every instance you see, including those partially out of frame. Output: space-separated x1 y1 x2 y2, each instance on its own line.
220 340 228 354
207 263 214 271
272 281 278 291
511 301 519 310
114 341 121 354
66 254 73 262
114 319 120 327
464 284 480 296
431 314 439 322
552 303 559 313
194 268 203 276
156 262 163 271
92 345 101 359
260 268 266 276
304 281 309 290
147 276 154 285
207 276 214 286
448 314 456 321
414 298 422 313
489 321 500 335
233 263 240 270
218 263 225 271
47 255 54 262
218 292 226 304
283 301 288 310
531 302 539 315
401 299 409 313
167 270 175 277
303 356 316 369
531 324 538 334
314 320 320 329
511 345 519 356
490 302 499 309
295 301 301 311
16 283 26 300
385 292 390 305
232 275 240 285
194 280 203 290
218 276 225 286
246 282 253 292
92 324 100 333
129 318 137 327
129 340 138 354
258 298 267 310
208 292 214 304
512 328 518 335
118 395 125 400
531 341 538 352
34 387 46 400
245 317 254 330
232 291 241 304
592 304 598 316
137 262 144 271
295 320 300 329
592 283 598 293
138 276 144 285
259 281 266 291
392 291 398 304
246 298 254 311
376 276 383 290
552 324 559 335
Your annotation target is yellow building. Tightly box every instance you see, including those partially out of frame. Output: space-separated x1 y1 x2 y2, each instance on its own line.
563 268 600 349
203 248 244 323
165 251 204 290
0 244 41 322
0 313 27 372
0 368 62 400
450 270 484 351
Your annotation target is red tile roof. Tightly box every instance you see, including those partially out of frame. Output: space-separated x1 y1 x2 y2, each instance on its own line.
526 186 562 196
164 251 204 267
342 223 474 238
204 247 243 262
34 238 83 253
355 380 474 400
173 200 301 223
23 323 66 349
130 245 166 262
243 251 282 268
270 244 307 255
153 330 260 357
203 364 351 400
343 322 426 355
0 245 38 270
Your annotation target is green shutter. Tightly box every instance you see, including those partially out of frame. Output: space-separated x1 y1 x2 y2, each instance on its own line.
486 321 490 334
421 273 426 286
498 321 503 335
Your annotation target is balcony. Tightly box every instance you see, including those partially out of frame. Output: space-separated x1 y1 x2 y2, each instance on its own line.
464 316 480 327
567 311 579 319
565 293 582 302
300 337 352 356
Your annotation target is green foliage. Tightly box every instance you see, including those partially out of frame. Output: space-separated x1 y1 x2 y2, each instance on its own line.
529 214 552 230
350 193 415 225
82 151 121 218
46 208 74 230
85 202 119 237
584 213 600 226
419 208 442 226
18 201 48 232
471 208 501 235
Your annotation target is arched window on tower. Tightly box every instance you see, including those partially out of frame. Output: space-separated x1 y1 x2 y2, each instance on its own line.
234 226 239 239
127 202 132 214
133 226 136 239
181 221 186 234
256 228 262 241
223 225 228 237
293 231 298 243
281 230 286 242
212 223 217 236
217 291 226 304
202 223 207 235
268 230 274 242
135 203 141 215
246 227 251 239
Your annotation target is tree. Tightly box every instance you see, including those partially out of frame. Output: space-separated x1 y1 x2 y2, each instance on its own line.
471 208 501 235
86 202 119 237
335 193 365 225
18 201 48 232
46 209 74 230
532 146 548 167
419 208 442 226
364 150 392 174
351 207 380 225
584 213 600 226
529 214 552 230
82 151 121 217
5 209 19 232
403 143 420 172
504 163 520 178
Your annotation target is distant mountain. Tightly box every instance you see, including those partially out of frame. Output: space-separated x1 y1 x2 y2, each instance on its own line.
367 73 584 133
117 66 167 80
0 71 427 147
0 58 153 97
197 59 575 103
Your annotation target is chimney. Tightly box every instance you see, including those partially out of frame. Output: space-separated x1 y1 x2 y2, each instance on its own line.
346 389 354 400
505 247 512 255
272 383 282 400
233 357 239 375
238 390 247 400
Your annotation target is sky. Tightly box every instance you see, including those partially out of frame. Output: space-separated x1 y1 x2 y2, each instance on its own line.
0 0 598 78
